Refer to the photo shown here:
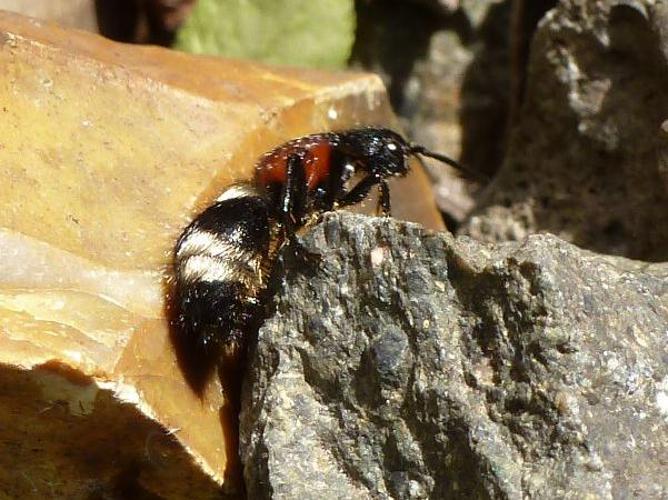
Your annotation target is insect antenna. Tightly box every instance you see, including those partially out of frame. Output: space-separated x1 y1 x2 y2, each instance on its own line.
410 144 488 182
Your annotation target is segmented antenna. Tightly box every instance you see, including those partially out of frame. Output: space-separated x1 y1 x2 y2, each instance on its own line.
410 145 487 182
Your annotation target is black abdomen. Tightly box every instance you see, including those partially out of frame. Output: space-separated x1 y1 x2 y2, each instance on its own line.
173 183 277 356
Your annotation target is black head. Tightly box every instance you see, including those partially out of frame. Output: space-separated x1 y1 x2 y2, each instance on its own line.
339 127 465 179
339 128 413 178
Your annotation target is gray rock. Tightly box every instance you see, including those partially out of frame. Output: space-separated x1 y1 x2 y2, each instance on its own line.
240 213 668 499
460 0 668 261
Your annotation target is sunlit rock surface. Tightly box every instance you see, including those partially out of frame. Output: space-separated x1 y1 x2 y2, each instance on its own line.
0 10 442 496
242 213 668 499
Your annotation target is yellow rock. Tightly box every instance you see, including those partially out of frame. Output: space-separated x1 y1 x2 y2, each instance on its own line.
0 9 443 495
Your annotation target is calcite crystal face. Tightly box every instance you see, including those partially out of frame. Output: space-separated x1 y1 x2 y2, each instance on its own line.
0 10 442 496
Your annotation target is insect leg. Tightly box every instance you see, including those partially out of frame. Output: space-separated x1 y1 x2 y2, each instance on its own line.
377 180 391 216
282 154 320 264
280 153 307 240
338 173 380 208
322 148 352 211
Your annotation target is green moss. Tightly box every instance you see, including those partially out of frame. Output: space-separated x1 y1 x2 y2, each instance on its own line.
174 0 356 69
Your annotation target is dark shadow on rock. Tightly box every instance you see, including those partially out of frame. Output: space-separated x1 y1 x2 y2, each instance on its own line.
591 3 668 260
459 0 512 178
507 0 559 124
104 460 163 500
459 0 556 178
95 0 140 43
95 0 186 46
218 358 247 499
351 0 473 114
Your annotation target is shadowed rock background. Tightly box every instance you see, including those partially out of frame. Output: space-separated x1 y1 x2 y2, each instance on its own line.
460 0 668 262
0 0 667 498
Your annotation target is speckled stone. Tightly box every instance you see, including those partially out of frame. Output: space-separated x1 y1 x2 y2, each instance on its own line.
241 212 668 499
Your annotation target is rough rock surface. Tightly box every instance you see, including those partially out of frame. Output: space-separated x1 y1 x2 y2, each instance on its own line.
241 213 668 499
460 0 668 261
0 10 442 496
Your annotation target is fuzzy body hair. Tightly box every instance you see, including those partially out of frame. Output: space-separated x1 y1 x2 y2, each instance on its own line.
173 182 280 355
